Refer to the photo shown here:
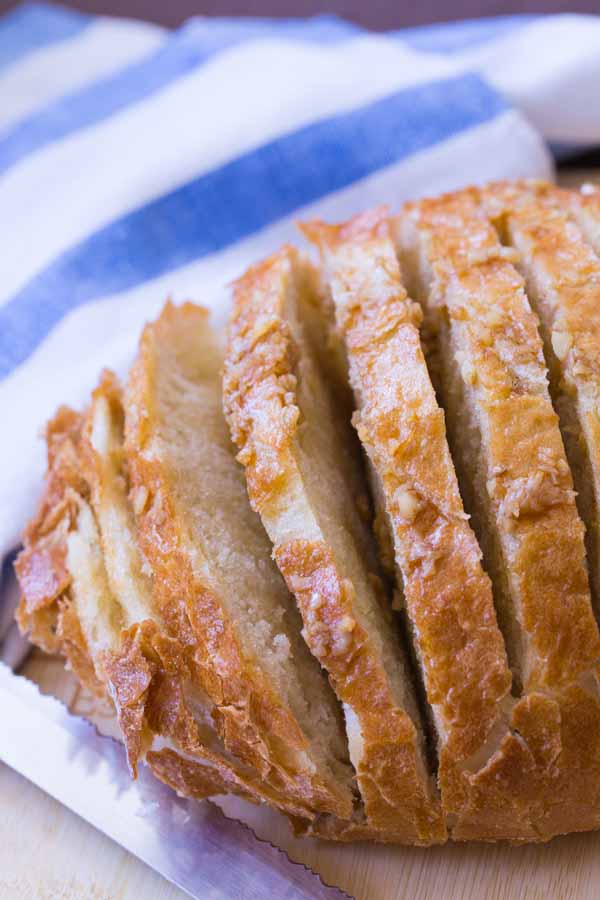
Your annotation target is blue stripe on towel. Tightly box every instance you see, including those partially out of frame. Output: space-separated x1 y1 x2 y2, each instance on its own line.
0 2 90 75
0 72 507 378
0 15 355 174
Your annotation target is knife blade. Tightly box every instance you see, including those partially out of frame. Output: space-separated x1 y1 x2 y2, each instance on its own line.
0 663 351 900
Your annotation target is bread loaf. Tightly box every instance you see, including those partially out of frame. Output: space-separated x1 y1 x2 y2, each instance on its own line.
17 178 600 845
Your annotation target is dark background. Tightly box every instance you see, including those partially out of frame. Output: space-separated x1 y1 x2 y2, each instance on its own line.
0 0 599 30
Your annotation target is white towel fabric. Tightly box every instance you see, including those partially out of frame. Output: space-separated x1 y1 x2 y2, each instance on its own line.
1 3 600 607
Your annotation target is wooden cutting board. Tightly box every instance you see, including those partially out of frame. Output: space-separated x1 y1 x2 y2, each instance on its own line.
2 170 599 900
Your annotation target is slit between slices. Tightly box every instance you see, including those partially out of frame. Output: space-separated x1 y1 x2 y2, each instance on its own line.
489 207 600 619
274 261 444 814
66 498 124 658
397 225 526 695
395 600 444 777
440 324 525 695
87 387 160 629
283 266 434 753
348 443 442 777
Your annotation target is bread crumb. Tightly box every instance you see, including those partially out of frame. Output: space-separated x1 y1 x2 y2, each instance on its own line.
131 485 149 515
339 615 355 633
551 330 572 361
499 470 568 521
281 405 299 430
394 487 422 523
309 592 323 611
288 574 314 592
455 351 477 386
331 629 353 656
273 633 291 659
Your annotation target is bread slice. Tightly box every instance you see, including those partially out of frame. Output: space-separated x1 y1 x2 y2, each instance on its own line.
223 248 446 844
397 187 600 840
16 406 95 669
301 209 526 839
124 301 353 820
16 373 317 818
481 180 600 617
80 371 291 803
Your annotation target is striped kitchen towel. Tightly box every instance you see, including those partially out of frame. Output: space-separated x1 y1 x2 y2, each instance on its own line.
1 1 600 604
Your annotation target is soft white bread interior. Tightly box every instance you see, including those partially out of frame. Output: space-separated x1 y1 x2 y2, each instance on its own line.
124 301 354 819
223 248 445 844
396 187 600 840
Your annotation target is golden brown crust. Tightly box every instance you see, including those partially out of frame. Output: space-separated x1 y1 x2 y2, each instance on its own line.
124 301 351 819
102 620 316 817
399 186 600 840
302 209 517 835
276 540 444 843
15 406 105 696
146 748 259 803
480 181 600 612
224 248 446 844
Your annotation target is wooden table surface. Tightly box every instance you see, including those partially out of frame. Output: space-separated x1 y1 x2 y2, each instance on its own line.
2 171 600 900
